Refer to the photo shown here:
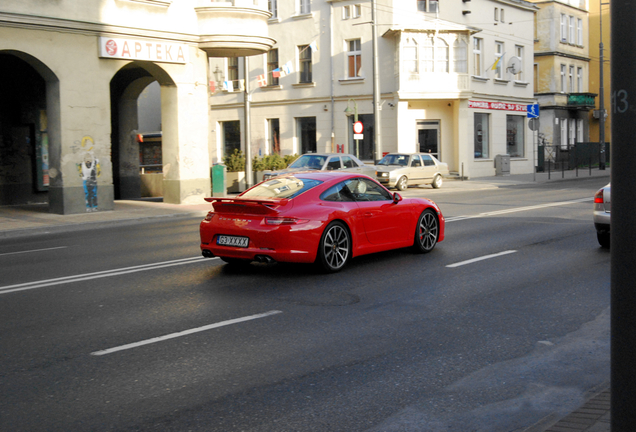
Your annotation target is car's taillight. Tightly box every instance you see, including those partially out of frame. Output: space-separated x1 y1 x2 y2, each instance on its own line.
265 217 309 225
204 212 214 221
594 190 604 204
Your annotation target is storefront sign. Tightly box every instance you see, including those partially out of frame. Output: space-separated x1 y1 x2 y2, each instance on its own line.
98 37 188 64
469 100 528 112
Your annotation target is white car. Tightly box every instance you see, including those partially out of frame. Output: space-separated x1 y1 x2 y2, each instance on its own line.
262 153 375 181
593 183 611 248
375 153 450 190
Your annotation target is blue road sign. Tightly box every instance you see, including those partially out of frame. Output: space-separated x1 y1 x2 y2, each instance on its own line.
527 104 540 118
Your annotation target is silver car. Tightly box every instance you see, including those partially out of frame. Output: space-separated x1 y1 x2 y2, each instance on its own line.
262 153 376 181
376 153 450 190
593 183 611 248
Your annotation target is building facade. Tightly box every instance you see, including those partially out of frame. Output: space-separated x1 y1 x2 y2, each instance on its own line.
529 0 594 163
209 0 538 181
587 0 610 144
0 0 274 213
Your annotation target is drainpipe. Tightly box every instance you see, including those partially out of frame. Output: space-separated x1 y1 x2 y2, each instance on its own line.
244 56 252 189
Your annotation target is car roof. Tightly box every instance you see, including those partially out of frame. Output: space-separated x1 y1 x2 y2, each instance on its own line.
275 170 369 182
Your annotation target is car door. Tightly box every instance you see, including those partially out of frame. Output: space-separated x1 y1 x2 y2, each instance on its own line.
408 155 425 183
420 154 437 181
345 178 411 244
341 155 362 174
325 156 342 171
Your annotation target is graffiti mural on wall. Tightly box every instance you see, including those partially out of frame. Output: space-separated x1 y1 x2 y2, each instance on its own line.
76 136 101 212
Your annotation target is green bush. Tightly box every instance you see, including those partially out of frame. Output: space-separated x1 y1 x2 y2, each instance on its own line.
225 151 300 172
223 149 245 172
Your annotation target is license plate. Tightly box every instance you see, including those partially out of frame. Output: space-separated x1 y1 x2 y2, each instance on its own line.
217 235 249 248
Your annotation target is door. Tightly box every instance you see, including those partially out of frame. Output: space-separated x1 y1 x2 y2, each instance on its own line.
417 120 440 160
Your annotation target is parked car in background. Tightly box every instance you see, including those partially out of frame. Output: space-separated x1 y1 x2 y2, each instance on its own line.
200 172 445 272
376 153 449 190
593 183 611 248
262 153 375 181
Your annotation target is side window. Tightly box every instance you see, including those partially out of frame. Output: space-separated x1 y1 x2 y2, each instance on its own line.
422 155 435 166
342 156 356 168
346 178 392 201
320 181 355 202
326 157 342 170
411 155 422 167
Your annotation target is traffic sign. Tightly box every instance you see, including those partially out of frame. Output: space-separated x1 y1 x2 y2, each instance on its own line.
353 121 363 134
528 118 540 131
527 104 539 118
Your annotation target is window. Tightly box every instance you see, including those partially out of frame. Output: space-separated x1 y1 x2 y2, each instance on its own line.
267 49 279 86
299 0 310 14
514 45 523 81
560 119 568 149
227 57 239 84
560 64 566 92
569 65 574 93
268 0 277 18
417 0 438 12
500 8 505 23
297 117 316 153
298 45 312 83
343 5 350 19
569 118 576 146
569 16 576 43
326 157 341 170
347 39 362 78
560 14 568 42
577 18 583 45
495 42 504 79
422 37 434 72
268 119 280 155
436 38 449 73
577 118 584 142
494 7 499 21
577 67 583 92
474 113 489 159
473 37 483 76
353 4 361 18
506 115 524 158
222 121 241 156
404 38 418 73
453 39 467 73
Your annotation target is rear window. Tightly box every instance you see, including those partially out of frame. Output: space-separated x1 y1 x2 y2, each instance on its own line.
241 176 322 199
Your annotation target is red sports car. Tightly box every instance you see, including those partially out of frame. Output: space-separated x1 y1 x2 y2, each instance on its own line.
200 172 445 272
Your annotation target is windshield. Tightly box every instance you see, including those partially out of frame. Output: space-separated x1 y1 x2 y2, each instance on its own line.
241 176 323 199
377 154 409 166
288 155 327 170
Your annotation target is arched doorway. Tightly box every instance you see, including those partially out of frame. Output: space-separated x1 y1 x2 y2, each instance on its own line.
110 62 175 200
0 51 60 207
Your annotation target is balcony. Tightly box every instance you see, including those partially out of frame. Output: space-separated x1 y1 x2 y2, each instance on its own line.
196 0 275 57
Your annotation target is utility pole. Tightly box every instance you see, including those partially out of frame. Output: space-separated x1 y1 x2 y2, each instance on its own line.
611 1 636 430
243 56 253 189
371 0 382 163
598 0 607 170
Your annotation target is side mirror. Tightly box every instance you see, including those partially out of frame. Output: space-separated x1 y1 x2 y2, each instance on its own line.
393 193 402 204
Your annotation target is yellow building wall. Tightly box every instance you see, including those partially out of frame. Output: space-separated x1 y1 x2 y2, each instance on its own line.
588 2 611 143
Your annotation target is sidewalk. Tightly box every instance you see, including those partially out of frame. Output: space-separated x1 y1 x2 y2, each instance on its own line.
0 167 612 430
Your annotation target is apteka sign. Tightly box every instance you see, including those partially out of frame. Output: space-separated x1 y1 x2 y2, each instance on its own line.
99 37 188 64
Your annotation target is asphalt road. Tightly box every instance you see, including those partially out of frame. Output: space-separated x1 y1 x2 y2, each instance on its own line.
0 177 610 432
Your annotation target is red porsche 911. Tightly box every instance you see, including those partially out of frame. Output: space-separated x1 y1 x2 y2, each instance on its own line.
200 172 445 272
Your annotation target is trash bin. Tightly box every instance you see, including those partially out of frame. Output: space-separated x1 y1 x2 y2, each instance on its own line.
495 154 510 176
211 164 227 197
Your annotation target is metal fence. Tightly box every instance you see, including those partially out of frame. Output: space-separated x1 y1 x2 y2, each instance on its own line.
537 142 610 173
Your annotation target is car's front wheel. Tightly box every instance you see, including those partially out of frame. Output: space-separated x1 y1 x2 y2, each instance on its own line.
317 221 351 272
396 176 408 191
412 209 439 253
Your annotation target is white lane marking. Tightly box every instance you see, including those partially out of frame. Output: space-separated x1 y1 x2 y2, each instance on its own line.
446 250 517 268
445 197 592 223
0 246 68 257
0 256 215 295
91 310 283 356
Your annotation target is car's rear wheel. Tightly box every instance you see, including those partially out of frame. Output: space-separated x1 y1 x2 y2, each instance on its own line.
397 176 408 191
432 174 443 189
413 209 439 253
317 221 350 272
597 231 610 249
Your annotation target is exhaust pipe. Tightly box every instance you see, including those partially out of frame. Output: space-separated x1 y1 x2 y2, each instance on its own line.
201 250 214 258
254 255 275 264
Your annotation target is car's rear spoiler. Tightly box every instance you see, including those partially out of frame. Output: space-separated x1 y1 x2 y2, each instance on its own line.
204 197 289 205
